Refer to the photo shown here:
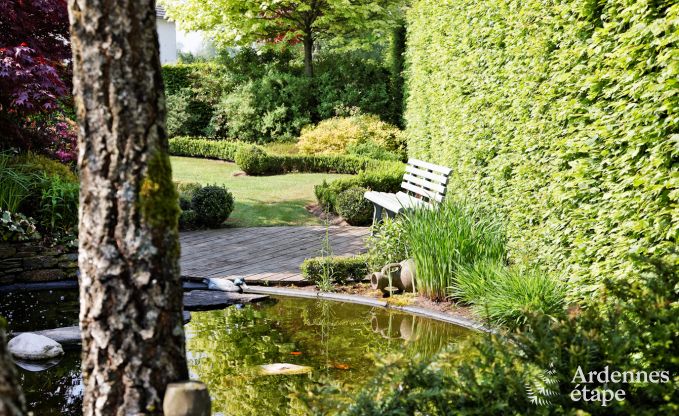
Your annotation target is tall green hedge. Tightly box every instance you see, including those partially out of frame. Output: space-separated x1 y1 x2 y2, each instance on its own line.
405 0 678 297
162 63 225 96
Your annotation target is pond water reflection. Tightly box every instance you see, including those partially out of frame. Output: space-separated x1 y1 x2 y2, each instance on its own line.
1 290 473 415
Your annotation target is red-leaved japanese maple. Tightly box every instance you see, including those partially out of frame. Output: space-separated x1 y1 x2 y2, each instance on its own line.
0 0 73 155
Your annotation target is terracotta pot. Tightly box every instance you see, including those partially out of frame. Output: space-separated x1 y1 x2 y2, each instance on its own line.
370 272 386 291
399 259 416 293
380 259 415 295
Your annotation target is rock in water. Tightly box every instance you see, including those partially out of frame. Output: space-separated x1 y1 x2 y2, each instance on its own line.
163 381 211 416
259 363 312 376
207 278 240 292
8 333 64 360
26 326 80 348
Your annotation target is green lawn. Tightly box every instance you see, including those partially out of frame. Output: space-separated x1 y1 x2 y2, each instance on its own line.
171 156 351 227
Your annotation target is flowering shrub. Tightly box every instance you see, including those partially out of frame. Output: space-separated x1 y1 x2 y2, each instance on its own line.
47 121 78 164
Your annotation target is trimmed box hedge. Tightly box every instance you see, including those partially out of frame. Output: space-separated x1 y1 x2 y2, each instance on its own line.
169 137 257 162
234 145 378 176
314 162 404 214
300 254 371 285
162 63 224 95
405 0 678 297
169 136 405 177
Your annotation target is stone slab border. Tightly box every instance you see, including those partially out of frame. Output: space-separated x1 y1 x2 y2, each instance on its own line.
243 286 490 333
0 280 78 293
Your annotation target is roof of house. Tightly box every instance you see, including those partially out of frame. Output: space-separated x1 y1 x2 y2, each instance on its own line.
156 6 166 19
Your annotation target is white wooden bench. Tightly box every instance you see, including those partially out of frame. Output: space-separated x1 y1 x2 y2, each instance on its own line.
364 159 452 225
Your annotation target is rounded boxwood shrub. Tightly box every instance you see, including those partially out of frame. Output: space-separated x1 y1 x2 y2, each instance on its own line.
191 185 234 228
178 196 192 211
235 146 273 176
336 186 372 226
178 209 197 230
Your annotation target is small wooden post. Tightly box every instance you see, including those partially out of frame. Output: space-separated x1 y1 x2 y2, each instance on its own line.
163 381 211 416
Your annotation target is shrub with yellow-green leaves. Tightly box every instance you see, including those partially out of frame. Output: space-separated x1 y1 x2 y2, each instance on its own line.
297 114 405 160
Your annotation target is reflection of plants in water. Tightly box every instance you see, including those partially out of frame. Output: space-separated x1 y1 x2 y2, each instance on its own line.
18 353 83 416
182 297 473 416
187 303 309 416
316 220 335 292
0 289 79 332
370 312 472 359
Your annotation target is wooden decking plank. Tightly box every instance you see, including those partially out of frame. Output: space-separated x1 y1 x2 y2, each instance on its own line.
190 228 334 271
183 232 328 275
180 226 314 263
180 226 369 285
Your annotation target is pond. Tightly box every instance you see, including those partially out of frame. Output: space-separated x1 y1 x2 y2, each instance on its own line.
1 289 473 415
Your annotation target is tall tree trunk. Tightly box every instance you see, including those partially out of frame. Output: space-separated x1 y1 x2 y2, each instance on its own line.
303 33 314 78
0 325 26 416
389 23 407 128
68 0 188 414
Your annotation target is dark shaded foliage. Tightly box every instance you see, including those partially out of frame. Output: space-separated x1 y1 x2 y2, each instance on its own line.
0 0 72 151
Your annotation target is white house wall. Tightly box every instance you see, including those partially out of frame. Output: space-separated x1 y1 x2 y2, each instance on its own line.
156 18 177 64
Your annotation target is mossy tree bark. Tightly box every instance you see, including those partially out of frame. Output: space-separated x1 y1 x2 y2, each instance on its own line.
68 0 188 414
0 324 26 416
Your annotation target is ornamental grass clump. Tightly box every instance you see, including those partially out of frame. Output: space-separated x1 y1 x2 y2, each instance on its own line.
452 260 566 328
0 153 34 212
403 199 506 301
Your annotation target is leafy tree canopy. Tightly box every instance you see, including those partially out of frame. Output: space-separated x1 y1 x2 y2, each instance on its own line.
159 0 404 76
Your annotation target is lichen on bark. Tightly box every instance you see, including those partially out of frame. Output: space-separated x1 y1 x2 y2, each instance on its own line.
140 150 180 231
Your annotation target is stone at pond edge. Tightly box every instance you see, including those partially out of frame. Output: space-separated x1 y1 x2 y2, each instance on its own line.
0 245 17 258
8 333 64 360
206 278 240 292
163 381 211 416
259 363 313 376
183 290 268 311
20 326 81 349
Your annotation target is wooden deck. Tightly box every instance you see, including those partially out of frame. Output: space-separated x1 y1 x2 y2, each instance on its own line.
180 226 369 285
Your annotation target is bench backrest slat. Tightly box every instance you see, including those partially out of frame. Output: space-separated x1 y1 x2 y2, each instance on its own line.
400 158 451 204
405 165 449 185
408 158 452 176
402 173 447 194
401 182 445 203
